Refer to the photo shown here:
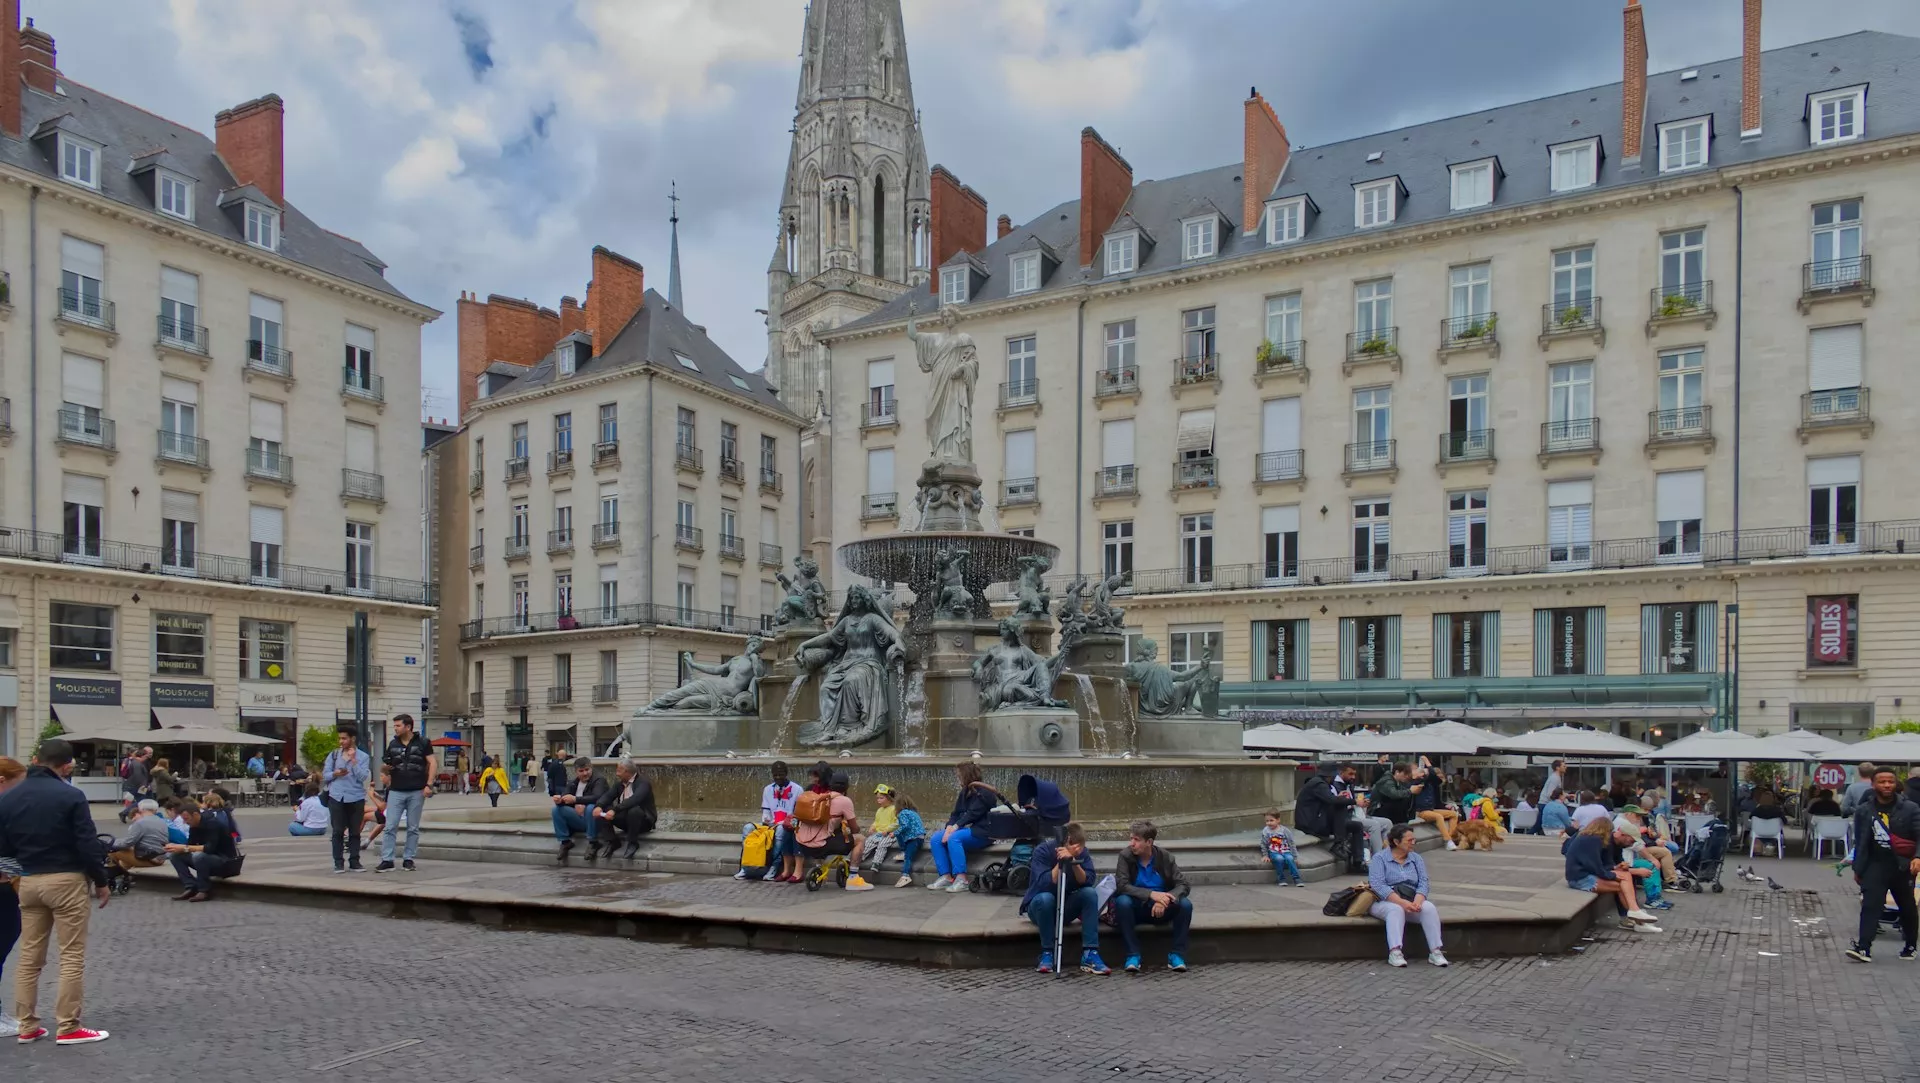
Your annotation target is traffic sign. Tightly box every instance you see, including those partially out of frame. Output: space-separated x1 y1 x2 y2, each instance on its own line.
403 656 419 666
1814 763 1847 789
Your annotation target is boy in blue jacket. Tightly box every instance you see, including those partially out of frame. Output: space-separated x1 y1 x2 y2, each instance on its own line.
1019 822 1110 975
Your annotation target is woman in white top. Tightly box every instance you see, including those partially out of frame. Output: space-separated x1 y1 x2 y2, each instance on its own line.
289 781 329 836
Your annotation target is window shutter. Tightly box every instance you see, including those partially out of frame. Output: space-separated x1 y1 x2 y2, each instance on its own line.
1261 397 1301 454
1338 618 1356 680
1003 429 1036 478
866 359 893 388
1260 505 1299 535
61 354 104 408
346 422 378 473
1483 613 1500 677
1654 470 1705 522
1433 614 1453 678
161 488 199 522
1696 602 1717 672
249 398 285 443
721 575 739 611
1533 609 1552 677
1384 616 1401 678
1548 506 1569 549
760 508 777 540
160 267 199 306
62 473 104 507
1250 621 1270 681
248 504 285 546
1808 455 1860 487
599 564 617 585
866 447 894 493
1175 409 1216 454
1586 607 1607 673
1102 419 1134 468
1571 504 1592 545
1547 479 1593 507
1640 604 1659 674
1807 324 1862 391
248 294 284 324
60 236 104 279
346 323 375 352
1448 514 1468 548
161 376 198 405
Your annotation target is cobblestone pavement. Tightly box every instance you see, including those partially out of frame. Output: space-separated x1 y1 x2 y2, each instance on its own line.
10 844 1917 1083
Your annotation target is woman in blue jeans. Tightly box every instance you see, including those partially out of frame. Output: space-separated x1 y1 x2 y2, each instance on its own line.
927 762 996 893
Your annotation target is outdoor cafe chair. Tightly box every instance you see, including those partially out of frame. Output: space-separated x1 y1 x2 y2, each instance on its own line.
1808 815 1851 861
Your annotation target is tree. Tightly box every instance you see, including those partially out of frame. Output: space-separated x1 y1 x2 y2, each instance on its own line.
1867 719 1920 738
299 725 340 770
38 718 65 744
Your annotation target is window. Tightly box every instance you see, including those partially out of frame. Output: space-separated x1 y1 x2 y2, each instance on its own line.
719 506 738 546
558 340 576 377
1655 470 1704 561
1167 628 1222 683
1181 307 1216 362
249 504 284 583
160 489 198 572
0 630 11 669
939 266 967 305
1808 455 1860 552
1352 386 1391 455
1806 595 1859 667
1642 603 1716 675
1807 325 1863 414
1263 293 1300 349
153 612 209 676
247 294 284 367
866 358 895 421
474 585 484 624
345 324 375 391
1657 348 1704 428
1354 278 1392 336
345 522 374 591
1253 619 1308 681
1551 245 1595 314
245 397 286 478
62 473 104 561
59 135 100 188
676 568 697 619
1339 615 1400 680
1810 87 1865 145
1181 216 1217 260
238 618 291 680
1261 506 1299 583
1180 513 1213 586
1259 397 1301 480
1446 374 1488 445
676 407 696 451
554 573 573 616
1448 263 1490 322
1547 480 1593 568
1450 160 1494 210
1535 607 1605 676
1103 320 1135 373
245 204 279 251
1355 180 1396 228
1810 200 1863 283
1433 612 1498 678
59 353 106 448
159 267 199 345
1448 491 1489 574
1009 251 1039 294
51 603 115 671
598 483 618 529
1658 118 1709 172
1550 138 1597 192
1658 228 1705 295
676 499 696 547
1006 336 1036 401
1547 361 1593 433
511 576 530 627
60 236 105 323
554 413 574 458
1352 500 1390 579
1105 232 1137 275
719 422 738 471
760 434 778 475
1002 429 1036 501
865 447 894 509
598 403 618 445
158 172 193 219
510 655 528 693
1102 521 1133 579
510 421 528 459
598 565 618 615
159 377 199 461
1265 197 1304 244
510 502 529 543
721 574 740 623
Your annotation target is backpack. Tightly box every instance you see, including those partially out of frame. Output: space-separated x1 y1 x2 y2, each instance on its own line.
739 823 776 873
120 757 133 779
793 791 833 826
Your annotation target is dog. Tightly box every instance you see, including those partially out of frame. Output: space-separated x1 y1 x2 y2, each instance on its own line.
1454 819 1507 851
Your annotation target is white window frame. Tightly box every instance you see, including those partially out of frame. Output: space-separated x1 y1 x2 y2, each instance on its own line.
244 203 279 251
1354 180 1396 228
1265 197 1304 244
1179 512 1214 586
1658 117 1710 173
1181 216 1217 261
1352 500 1391 581
1008 251 1040 295
157 170 194 220
1810 86 1866 146
1449 159 1494 211
1550 138 1598 193
939 266 967 306
1447 490 1490 576
59 135 101 190
1104 231 1138 275
1263 293 1301 348
1102 520 1133 580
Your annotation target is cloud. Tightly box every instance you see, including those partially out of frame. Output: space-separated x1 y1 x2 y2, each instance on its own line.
452 9 494 79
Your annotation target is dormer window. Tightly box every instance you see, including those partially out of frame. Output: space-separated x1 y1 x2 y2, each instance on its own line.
1658 117 1710 173
1810 86 1866 145
1104 231 1138 275
157 171 193 220
1265 197 1305 244
1009 251 1040 295
58 134 100 189
940 265 968 306
1354 179 1397 228
245 203 279 251
1449 159 1495 211
1181 216 1217 261
558 342 577 378
1550 138 1599 192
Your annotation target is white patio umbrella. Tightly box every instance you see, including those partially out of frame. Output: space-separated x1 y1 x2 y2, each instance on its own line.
1323 719 1494 757
1639 729 1819 762
1242 723 1339 754
1834 731 1920 763
1775 729 1851 759
1486 725 1655 758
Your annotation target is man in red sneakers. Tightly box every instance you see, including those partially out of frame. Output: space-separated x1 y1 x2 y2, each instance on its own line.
0 739 111 1045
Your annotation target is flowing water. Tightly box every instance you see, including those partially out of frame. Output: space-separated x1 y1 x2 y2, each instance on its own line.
1115 680 1140 754
768 672 810 753
1069 671 1111 755
896 666 930 754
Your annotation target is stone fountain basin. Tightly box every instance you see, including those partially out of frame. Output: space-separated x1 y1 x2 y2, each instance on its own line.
838 530 1058 600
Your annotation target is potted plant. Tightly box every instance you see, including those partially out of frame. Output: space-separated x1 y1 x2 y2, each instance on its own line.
1255 339 1274 366
1659 293 1698 318
1556 303 1587 328
1357 336 1391 356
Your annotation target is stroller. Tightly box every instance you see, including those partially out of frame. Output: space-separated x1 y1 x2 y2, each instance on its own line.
975 775 1072 896
1672 819 1729 894
97 833 151 896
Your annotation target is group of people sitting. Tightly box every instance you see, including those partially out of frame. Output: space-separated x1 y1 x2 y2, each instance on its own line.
549 757 659 861
107 792 242 902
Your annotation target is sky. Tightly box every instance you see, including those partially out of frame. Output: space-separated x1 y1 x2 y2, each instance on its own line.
37 0 1920 423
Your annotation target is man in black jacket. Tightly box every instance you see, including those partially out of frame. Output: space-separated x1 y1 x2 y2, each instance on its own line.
376 714 434 873
543 750 571 797
1844 767 1920 963
164 800 240 902
591 759 658 859
1297 765 1369 873
1113 820 1193 973
0 739 111 1045
551 757 609 861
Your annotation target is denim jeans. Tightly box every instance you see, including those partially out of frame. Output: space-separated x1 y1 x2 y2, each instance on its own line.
287 823 326 837
897 836 923 874
551 805 596 842
381 788 427 862
1113 894 1192 956
170 851 230 893
1028 885 1100 954
929 827 987 876
1267 851 1302 884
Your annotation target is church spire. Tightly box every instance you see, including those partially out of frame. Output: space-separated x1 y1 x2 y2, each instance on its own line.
667 180 683 312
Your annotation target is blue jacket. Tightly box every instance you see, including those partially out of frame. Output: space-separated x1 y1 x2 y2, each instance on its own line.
1019 838 1097 916
894 808 926 843
1016 775 1072 825
0 766 108 887
1541 801 1573 834
943 784 998 832
1563 833 1616 884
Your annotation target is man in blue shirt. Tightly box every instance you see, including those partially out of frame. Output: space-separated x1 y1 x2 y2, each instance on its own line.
245 754 266 778
1112 820 1193 973
321 729 372 873
1018 822 1109 975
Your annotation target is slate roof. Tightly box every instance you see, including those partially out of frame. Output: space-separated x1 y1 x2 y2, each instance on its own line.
485 288 797 419
4 78 414 304
835 30 1919 335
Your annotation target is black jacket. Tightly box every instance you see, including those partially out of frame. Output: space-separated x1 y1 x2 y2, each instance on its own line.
1852 794 1920 865
943 784 999 832
543 757 570 797
1904 777 1920 809
1295 772 1355 838
0 766 107 886
597 776 657 831
384 733 435 792
1115 845 1191 903
187 814 240 866
559 774 609 809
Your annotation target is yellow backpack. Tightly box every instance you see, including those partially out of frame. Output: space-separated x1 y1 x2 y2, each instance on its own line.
740 823 775 869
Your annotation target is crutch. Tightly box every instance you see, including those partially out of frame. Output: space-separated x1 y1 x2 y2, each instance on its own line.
1053 855 1067 979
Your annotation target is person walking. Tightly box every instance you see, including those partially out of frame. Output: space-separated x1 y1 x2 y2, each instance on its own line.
0 756 26 1034
322 729 372 873
117 747 152 824
378 714 434 873
477 760 510 808
456 752 471 796
1844 767 1919 963
0 739 111 1044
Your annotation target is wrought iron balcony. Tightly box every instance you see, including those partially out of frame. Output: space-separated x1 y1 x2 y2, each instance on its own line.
719 456 744 482
1648 405 1712 445
1254 339 1305 378
591 522 621 549
592 684 619 705
592 440 620 466
719 533 745 559
504 456 530 483
548 686 573 706
675 442 703 472
1800 387 1871 433
505 687 529 708
342 367 384 403
57 408 114 451
156 429 209 468
1345 327 1399 364
1801 256 1872 310
156 314 209 355
468 691 484 713
341 468 384 504
861 492 898 521
760 468 783 494
246 338 292 374
1174 354 1219 386
547 449 574 474
860 401 897 429
468 544 484 568
1173 456 1218 490
0 397 11 438
1095 365 1139 398
999 478 1038 507
674 525 704 551
1439 313 1498 354
1254 450 1304 483
546 528 574 554
468 468 483 493
1540 297 1603 344
1438 429 1495 466
342 664 384 687
1648 281 1714 327
999 379 1038 409
244 446 293 483
1540 418 1601 456
760 542 783 567
460 602 764 641
1095 465 1137 497
504 534 531 559
1343 439 1396 474
58 287 114 331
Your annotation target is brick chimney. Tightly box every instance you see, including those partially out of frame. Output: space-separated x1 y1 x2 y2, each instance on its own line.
456 291 488 417
928 165 987 292
1620 0 1648 163
1078 127 1132 269
1242 87 1290 236
996 214 1012 239
1741 0 1763 137
0 1 19 137
558 295 586 339
215 93 286 205
19 15 51 94
587 246 645 356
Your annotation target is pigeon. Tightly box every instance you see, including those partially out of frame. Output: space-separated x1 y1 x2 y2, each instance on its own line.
1766 876 1786 891
1734 864 1749 879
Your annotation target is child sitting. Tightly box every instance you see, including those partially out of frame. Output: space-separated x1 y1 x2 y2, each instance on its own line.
892 794 926 888
860 783 903 877
1261 809 1303 887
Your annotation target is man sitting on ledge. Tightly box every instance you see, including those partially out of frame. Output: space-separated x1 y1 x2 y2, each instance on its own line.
109 799 169 870
551 757 608 862
1019 821 1109 975
1113 820 1192 974
590 759 658 859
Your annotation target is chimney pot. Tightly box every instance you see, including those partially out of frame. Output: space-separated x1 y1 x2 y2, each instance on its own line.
996 214 1012 239
19 13 52 96
928 166 988 292
215 93 286 205
1620 0 1649 162
1740 0 1764 136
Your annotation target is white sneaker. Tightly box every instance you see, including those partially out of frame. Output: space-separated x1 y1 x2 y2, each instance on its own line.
1629 922 1663 934
1625 908 1657 922
733 869 748 880
1445 840 1458 851
1427 950 1450 967
0 1013 16 1033
945 876 971 893
927 875 953 890
894 875 914 888
1387 948 1407 968
762 867 779 881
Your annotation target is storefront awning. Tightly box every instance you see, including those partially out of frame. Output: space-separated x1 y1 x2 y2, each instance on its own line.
151 707 223 730
51 703 150 744
155 725 280 747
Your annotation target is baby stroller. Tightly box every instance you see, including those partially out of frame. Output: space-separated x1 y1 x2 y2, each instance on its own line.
97 833 140 896
975 775 1071 895
1672 819 1729 894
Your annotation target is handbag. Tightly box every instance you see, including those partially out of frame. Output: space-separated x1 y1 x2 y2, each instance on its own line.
1323 883 1377 917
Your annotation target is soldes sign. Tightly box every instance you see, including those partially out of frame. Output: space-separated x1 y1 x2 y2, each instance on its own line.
1810 597 1851 664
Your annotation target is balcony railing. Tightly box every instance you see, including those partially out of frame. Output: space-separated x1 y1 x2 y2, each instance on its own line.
674 525 704 551
505 687 530 708
1438 429 1494 465
547 449 574 474
1440 313 1498 350
591 522 621 548
548 686 573 706
247 339 292 374
468 544 484 569
1802 255 1870 301
860 401 897 429
760 468 783 494
244 446 293 484
1540 418 1601 455
1173 456 1218 490
1541 297 1602 340
1255 339 1305 377
999 478 1038 507
1095 366 1139 398
546 528 574 554
719 533 745 559
1344 439 1396 474
760 542 783 567
1096 465 1137 497
592 684 619 705
461 602 767 641
861 492 898 521
720 456 744 482
675 443 703 471
59 287 114 331
341 468 384 503
468 691 484 713
342 367 384 403
1174 354 1219 386
1648 405 1712 443
1649 281 1713 324
999 379 1038 409
57 408 114 451
468 468 483 493
504 534 531 559
0 397 11 438
1255 449 1304 483
593 440 620 466
156 429 209 468
1802 387 1870 429
342 664 385 687
0 524 435 604
156 314 209 354
504 456 530 483
1345 327 1398 362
